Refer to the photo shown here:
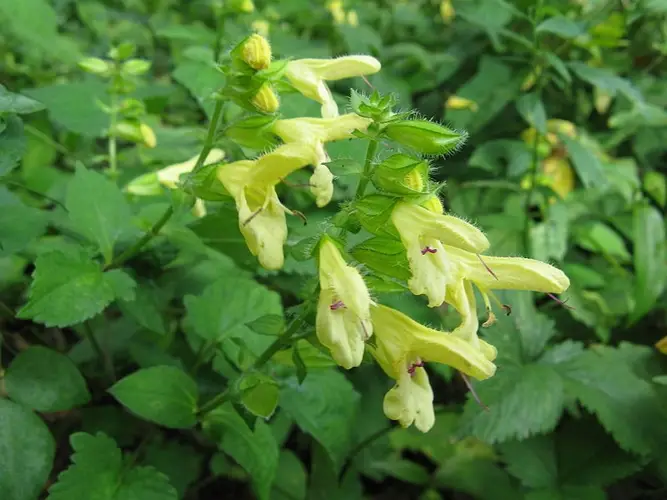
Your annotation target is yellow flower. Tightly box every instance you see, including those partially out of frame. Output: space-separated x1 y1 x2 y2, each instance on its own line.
440 0 455 23
241 33 272 70
390 200 490 307
217 143 318 270
285 56 381 118
316 237 373 369
445 95 478 112
251 83 280 114
347 10 359 26
139 123 157 148
442 244 570 347
326 0 346 23
370 304 497 432
272 113 371 206
251 20 270 37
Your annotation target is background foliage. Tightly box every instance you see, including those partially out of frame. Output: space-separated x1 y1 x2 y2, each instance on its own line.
1 0 667 499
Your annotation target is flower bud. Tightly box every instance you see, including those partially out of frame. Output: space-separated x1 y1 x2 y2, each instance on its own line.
241 34 272 70
440 0 455 23
383 120 467 156
139 123 157 148
445 95 478 112
372 154 429 195
251 83 280 113
421 196 443 214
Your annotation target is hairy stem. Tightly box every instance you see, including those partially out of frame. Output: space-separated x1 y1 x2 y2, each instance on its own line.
108 93 119 177
354 139 379 200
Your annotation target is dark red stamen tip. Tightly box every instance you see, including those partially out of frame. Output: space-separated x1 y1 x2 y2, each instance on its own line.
502 304 512 316
547 293 575 310
476 253 498 280
421 246 438 255
330 300 345 311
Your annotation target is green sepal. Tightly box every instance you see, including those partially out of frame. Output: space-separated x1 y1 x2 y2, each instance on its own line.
353 194 400 238
372 154 430 195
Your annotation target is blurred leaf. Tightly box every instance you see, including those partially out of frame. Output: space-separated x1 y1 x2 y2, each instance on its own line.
173 49 224 119
5 346 90 412
272 451 307 500
0 85 45 114
469 140 531 177
18 251 136 327
569 63 642 103
517 93 547 133
48 432 177 499
0 196 49 256
0 115 26 176
629 203 667 323
143 441 203 498
280 370 360 472
499 435 556 489
575 221 630 262
560 136 606 189
536 17 585 39
24 81 108 137
109 366 199 429
118 284 167 335
643 171 666 207
66 165 135 264
0 399 55 500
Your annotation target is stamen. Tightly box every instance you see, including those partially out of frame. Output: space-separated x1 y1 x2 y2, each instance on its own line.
421 246 438 255
502 304 512 316
330 300 345 311
460 372 489 412
360 320 370 340
407 359 424 376
476 253 498 281
361 75 374 89
291 210 308 225
480 290 496 327
547 293 575 310
243 206 263 226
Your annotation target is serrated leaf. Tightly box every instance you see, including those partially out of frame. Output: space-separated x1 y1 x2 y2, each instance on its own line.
66 166 134 264
559 348 667 456
245 314 285 336
204 404 279 500
5 346 90 412
143 441 203 498
18 251 137 327
109 366 199 428
118 284 167 335
499 435 557 489
0 399 55 500
48 432 177 500
0 200 49 255
280 370 360 472
184 276 283 341
0 84 45 114
0 114 26 176
461 362 564 443
630 203 667 323
239 373 280 419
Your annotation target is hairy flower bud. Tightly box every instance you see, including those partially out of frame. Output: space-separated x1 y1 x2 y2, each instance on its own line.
251 83 280 113
372 154 429 195
241 34 272 70
383 120 467 156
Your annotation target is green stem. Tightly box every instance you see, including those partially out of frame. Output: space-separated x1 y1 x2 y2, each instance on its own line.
105 205 174 270
354 139 379 200
108 93 119 177
23 124 69 156
192 100 224 174
84 322 116 384
197 306 311 416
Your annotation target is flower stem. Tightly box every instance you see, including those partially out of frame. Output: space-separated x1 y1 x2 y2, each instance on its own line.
192 99 224 174
108 93 119 178
197 305 311 416
354 139 379 200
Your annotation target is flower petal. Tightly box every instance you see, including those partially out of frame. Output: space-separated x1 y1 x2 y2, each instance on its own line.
383 367 435 432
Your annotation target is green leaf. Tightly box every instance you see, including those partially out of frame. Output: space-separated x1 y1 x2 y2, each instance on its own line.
630 203 667 323
536 17 585 39
239 373 280 419
48 432 177 500
569 62 642 103
0 399 55 500
280 370 360 472
516 93 547 133
560 136 606 189
575 221 630 262
143 441 203 498
461 362 564 443
184 276 283 341
643 171 666 207
0 198 49 256
350 236 411 281
0 84 45 114
109 366 199 429
5 346 90 412
0 114 26 176
499 435 557 489
23 81 108 137
172 49 224 119
203 404 279 500
66 165 134 264
526 486 606 500
469 139 531 177
17 251 137 327
245 314 285 336
558 348 667 456
118 284 167 335
272 451 307 500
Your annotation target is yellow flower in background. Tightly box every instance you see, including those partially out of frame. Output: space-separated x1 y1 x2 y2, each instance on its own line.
139 123 157 148
391 200 489 307
251 83 280 113
316 237 373 369
442 244 570 348
347 10 359 27
370 304 497 432
445 95 478 112
655 336 667 355
272 113 372 206
251 20 270 37
440 0 455 23
217 142 319 270
285 56 381 118
326 0 346 24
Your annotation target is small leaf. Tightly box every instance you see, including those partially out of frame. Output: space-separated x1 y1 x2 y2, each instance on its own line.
516 93 547 134
643 171 666 207
109 366 199 428
560 136 606 189
5 346 90 412
48 432 177 500
280 370 360 472
65 165 134 264
239 373 280 419
0 114 26 176
0 200 49 256
245 315 285 336
0 84 45 114
536 17 585 39
630 204 667 323
0 399 55 500
17 251 137 327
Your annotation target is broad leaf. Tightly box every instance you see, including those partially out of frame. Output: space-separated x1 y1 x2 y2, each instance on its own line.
0 115 26 176
109 366 199 429
0 84 45 114
5 346 90 412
